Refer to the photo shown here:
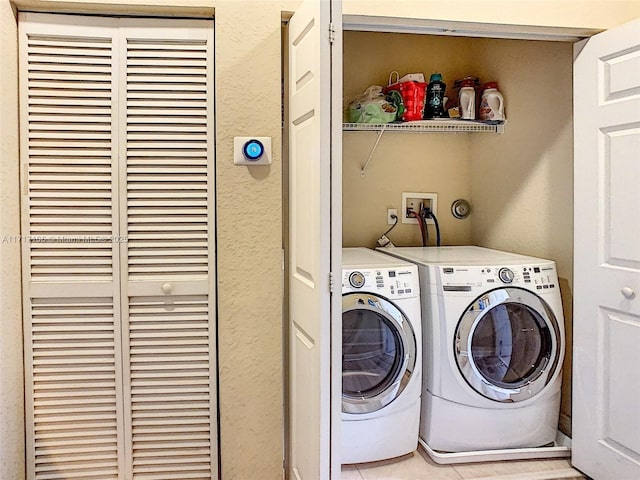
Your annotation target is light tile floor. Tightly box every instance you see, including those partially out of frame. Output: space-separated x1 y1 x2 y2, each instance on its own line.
342 450 587 480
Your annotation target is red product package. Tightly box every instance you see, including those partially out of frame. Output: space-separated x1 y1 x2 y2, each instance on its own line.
383 79 427 122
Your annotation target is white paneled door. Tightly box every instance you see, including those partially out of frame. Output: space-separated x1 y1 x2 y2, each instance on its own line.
19 13 216 480
288 0 342 478
573 17 640 480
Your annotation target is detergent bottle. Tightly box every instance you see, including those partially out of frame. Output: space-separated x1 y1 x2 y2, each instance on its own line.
458 77 477 119
479 82 505 121
424 73 447 119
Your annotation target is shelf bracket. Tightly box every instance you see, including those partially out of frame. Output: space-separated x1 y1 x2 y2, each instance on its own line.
360 126 386 177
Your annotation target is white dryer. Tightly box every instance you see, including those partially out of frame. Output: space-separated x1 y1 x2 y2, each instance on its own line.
341 248 422 464
379 246 565 454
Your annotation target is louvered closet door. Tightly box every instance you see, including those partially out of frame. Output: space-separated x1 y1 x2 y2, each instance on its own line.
19 15 124 480
118 20 216 480
19 14 216 480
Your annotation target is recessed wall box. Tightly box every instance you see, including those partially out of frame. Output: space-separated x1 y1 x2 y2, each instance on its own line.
401 192 438 224
234 136 272 165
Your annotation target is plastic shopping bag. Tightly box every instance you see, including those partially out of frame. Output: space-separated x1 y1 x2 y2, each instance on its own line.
348 86 398 123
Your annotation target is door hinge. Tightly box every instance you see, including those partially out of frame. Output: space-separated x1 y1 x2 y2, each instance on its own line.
329 272 335 293
329 23 335 44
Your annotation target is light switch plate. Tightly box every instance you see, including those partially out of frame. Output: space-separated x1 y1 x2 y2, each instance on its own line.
234 136 272 165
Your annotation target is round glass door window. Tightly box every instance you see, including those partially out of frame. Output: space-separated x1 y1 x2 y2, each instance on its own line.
471 302 552 388
455 287 561 402
342 293 415 414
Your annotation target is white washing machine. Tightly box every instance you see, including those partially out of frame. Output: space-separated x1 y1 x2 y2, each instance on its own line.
341 248 422 464
378 246 565 454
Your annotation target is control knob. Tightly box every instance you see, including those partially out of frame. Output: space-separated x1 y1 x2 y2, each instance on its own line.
498 267 515 284
349 271 365 288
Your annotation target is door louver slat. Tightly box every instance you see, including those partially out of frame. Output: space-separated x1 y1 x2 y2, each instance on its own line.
30 298 119 480
25 34 115 284
125 39 209 281
128 295 212 479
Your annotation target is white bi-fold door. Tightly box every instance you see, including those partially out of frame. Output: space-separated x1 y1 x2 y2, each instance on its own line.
287 0 342 478
287 5 640 479
573 16 640 480
19 13 216 480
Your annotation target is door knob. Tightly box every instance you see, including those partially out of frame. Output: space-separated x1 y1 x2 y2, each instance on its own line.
162 283 172 294
621 286 635 300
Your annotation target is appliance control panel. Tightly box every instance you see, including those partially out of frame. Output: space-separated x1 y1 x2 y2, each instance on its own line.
439 263 558 292
342 267 419 298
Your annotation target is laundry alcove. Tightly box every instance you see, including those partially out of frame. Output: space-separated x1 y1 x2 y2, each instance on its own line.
285 4 606 477
341 16 582 452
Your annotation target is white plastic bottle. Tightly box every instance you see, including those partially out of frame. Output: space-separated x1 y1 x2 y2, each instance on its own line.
459 86 476 119
479 82 505 121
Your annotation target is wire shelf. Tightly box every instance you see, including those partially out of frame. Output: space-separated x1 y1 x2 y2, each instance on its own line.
346 120 506 176
343 119 505 134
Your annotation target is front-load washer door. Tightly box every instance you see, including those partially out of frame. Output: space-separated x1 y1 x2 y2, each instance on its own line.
454 287 562 403
342 293 416 414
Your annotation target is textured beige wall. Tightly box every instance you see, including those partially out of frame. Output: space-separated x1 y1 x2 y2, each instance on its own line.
214 2 292 478
469 38 574 283
343 132 472 248
0 3 24 480
343 32 478 248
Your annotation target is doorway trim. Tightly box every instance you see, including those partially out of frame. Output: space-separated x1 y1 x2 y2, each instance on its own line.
343 15 601 41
